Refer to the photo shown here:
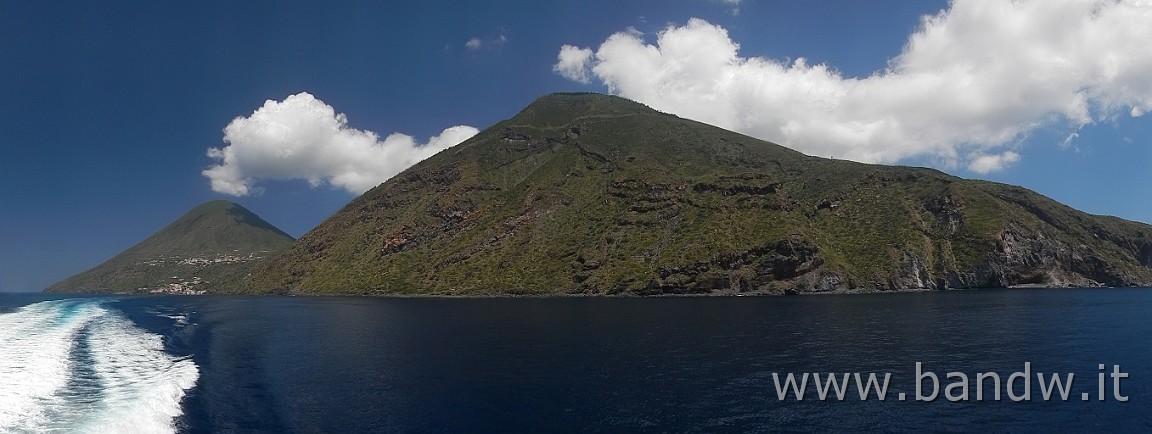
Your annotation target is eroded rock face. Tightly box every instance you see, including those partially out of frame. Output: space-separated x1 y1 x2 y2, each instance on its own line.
643 236 826 294
923 194 963 234
664 215 1152 294
885 222 1142 291
986 223 1137 287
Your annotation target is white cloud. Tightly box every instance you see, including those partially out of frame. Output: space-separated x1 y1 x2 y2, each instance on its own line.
553 45 594 84
555 0 1152 173
203 93 478 196
968 151 1021 174
1060 131 1080 150
465 30 508 52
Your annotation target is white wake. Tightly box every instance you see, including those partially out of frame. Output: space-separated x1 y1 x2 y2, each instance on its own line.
0 299 200 434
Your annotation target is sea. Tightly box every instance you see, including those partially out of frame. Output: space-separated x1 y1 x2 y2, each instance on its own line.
1 288 1151 433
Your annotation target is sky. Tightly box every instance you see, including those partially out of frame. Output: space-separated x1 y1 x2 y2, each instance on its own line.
2 0 1150 292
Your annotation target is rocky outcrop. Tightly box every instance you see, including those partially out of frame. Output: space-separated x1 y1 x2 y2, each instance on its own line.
944 223 1132 288
641 236 824 294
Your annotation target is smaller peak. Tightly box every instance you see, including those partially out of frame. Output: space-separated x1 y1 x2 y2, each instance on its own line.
171 200 292 241
511 93 659 127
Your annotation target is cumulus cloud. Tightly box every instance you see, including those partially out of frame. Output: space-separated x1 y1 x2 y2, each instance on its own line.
465 37 482 50
553 45 594 83
203 93 478 196
555 0 1152 172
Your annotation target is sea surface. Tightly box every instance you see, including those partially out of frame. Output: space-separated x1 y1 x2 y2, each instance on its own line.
2 288 1152 433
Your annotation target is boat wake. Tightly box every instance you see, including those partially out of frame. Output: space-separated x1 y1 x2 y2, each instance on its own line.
0 298 199 434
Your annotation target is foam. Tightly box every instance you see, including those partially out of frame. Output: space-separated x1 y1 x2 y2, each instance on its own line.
0 299 200 434
0 300 98 431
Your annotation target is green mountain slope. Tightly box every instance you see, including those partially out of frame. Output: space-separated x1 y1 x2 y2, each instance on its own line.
244 93 1152 295
46 200 294 294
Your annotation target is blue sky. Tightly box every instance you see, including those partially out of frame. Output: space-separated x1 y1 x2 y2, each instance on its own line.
2 0 1150 292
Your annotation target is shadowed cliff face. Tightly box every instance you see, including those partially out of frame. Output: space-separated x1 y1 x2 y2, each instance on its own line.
46 201 295 294
244 93 1152 295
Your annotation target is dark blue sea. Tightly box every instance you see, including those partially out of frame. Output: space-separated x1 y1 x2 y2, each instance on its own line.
2 288 1151 433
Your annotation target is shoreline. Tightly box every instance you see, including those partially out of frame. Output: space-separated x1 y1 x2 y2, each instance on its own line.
34 284 1142 299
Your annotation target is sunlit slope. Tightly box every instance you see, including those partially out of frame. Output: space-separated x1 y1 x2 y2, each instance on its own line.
246 93 1152 295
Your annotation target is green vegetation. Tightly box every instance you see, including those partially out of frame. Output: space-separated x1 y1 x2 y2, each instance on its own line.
46 200 295 294
235 93 1152 295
